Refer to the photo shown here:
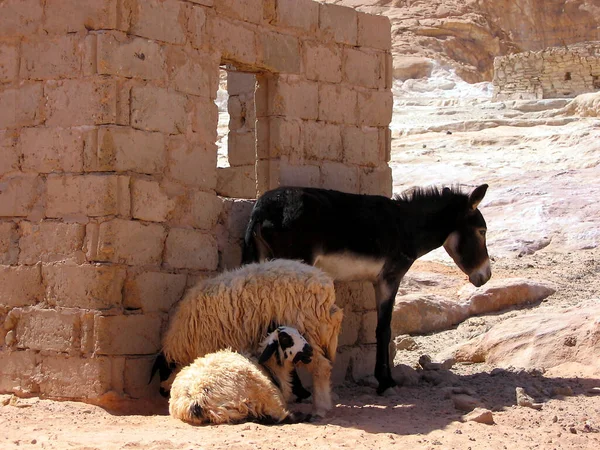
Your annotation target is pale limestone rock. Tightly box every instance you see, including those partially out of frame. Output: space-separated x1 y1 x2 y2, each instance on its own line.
460 278 556 315
0 394 11 406
588 387 600 396
516 387 543 410
392 293 468 336
393 56 434 81
452 393 485 412
392 278 555 337
394 335 417 351
419 354 448 371
551 386 573 397
464 407 495 425
392 364 420 387
448 304 600 371
557 92 600 118
442 386 478 399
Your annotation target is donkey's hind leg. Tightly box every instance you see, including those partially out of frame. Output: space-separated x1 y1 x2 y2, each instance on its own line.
374 275 403 395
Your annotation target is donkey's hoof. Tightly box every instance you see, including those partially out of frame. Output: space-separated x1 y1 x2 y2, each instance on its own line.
381 386 400 398
376 379 398 396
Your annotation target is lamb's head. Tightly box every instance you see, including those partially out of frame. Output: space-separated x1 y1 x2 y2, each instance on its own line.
258 326 313 368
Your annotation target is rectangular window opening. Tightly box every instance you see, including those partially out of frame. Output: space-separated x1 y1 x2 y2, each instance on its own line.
215 65 259 199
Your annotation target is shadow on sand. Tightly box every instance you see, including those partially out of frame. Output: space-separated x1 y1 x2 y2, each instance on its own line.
101 364 599 438
312 367 600 436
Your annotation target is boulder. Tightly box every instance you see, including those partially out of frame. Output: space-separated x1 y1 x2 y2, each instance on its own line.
392 293 467 335
448 304 600 370
391 278 556 336
516 387 543 410
464 407 495 425
393 57 434 81
459 278 556 315
392 364 420 387
558 92 600 118
452 394 485 412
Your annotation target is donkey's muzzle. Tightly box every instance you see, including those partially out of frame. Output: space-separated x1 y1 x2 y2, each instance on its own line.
469 262 492 287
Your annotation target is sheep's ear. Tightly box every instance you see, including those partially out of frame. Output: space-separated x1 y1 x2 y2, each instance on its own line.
258 341 278 365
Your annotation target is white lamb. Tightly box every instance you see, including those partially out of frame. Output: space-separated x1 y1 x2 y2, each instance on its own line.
154 259 343 418
169 327 313 425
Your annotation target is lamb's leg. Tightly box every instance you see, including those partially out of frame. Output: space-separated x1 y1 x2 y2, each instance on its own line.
252 394 291 425
257 412 313 425
280 411 312 424
305 353 332 418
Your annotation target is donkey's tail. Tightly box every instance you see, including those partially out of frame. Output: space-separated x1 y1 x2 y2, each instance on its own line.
149 352 172 384
241 212 260 264
241 219 273 265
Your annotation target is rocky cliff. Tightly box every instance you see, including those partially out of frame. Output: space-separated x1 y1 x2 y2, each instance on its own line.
329 0 600 82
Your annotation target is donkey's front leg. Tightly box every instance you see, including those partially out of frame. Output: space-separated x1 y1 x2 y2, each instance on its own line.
374 276 402 395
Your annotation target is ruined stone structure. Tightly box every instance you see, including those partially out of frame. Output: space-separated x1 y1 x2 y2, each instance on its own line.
0 0 392 404
493 42 600 100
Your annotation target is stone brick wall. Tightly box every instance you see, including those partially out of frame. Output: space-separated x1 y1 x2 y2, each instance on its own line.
493 42 600 100
0 0 392 404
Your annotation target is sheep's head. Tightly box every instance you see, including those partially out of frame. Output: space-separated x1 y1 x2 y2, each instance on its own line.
258 326 313 367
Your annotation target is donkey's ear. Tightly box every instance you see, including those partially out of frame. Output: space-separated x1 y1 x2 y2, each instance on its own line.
258 341 279 365
468 184 488 210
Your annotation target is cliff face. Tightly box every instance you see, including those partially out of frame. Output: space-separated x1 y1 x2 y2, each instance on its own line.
479 0 600 51
329 0 600 82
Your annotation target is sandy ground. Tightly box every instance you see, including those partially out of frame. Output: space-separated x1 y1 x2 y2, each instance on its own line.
1 372 598 450
2 75 600 449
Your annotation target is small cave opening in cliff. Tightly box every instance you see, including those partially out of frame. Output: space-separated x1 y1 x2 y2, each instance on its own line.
564 72 572 81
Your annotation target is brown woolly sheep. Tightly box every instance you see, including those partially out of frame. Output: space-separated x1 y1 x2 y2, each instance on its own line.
153 259 343 418
169 327 313 425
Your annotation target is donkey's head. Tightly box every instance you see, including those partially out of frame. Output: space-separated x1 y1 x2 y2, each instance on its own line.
443 184 492 287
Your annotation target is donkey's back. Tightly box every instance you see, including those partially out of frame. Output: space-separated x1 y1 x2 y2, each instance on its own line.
242 186 407 274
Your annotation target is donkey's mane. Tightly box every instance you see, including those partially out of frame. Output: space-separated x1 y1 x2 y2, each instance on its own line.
393 185 467 204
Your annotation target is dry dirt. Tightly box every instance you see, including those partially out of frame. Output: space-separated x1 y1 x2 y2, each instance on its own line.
3 77 600 450
2 249 599 450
